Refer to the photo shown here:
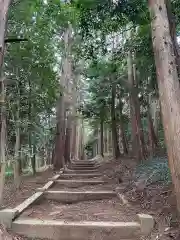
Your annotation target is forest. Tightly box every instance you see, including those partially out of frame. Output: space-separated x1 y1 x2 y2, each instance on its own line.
0 0 180 239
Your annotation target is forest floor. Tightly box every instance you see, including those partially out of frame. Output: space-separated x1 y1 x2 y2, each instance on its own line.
115 158 180 240
1 168 56 209
1 157 180 240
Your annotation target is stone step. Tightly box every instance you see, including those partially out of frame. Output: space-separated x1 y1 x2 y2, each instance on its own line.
68 165 99 170
67 167 99 171
59 173 102 178
71 161 96 166
73 160 95 163
44 190 116 203
64 168 98 174
12 219 142 240
70 164 97 168
69 165 99 169
53 179 106 188
70 163 99 167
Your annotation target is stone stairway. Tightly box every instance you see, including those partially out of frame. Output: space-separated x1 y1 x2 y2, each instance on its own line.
0 159 154 240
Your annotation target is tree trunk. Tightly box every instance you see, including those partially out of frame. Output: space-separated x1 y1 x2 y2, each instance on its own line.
28 133 36 175
100 117 104 157
64 115 71 164
103 126 107 154
53 96 66 170
120 125 128 155
53 26 73 168
165 0 180 77
0 0 11 68
147 107 158 156
149 0 180 213
0 0 11 205
75 117 81 160
31 142 36 175
150 97 160 136
128 50 146 160
111 84 121 159
28 77 36 175
18 78 23 174
70 117 77 160
13 106 21 189
109 129 113 154
132 63 147 160
80 118 85 159
97 127 101 155
0 80 6 204
70 73 78 160
106 128 110 154
127 51 139 157
118 99 128 155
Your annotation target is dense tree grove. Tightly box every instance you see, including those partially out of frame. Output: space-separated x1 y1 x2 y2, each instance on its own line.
1 0 180 213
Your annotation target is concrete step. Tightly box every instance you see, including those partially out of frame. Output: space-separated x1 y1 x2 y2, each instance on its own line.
12 219 142 240
64 168 99 174
70 164 97 168
59 173 102 179
67 167 99 171
44 190 116 203
53 179 106 188
68 164 100 169
73 160 95 163
71 161 96 166
71 163 99 166
68 165 99 170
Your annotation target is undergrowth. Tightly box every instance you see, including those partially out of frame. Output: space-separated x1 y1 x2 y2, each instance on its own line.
134 157 171 185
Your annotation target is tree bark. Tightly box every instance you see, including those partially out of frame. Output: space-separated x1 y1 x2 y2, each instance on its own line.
75 117 81 160
103 126 107 154
13 104 21 189
18 79 23 174
119 125 128 155
80 118 85 159
149 0 180 213
0 0 11 204
53 96 66 170
106 128 110 154
28 77 36 175
70 117 77 160
53 26 72 169
0 79 6 204
100 117 104 157
64 115 71 164
118 99 128 155
165 0 180 77
132 63 147 160
150 97 160 136
127 51 139 157
0 0 11 69
128 50 146 160
111 84 121 159
70 73 79 160
147 107 158 155
31 142 36 175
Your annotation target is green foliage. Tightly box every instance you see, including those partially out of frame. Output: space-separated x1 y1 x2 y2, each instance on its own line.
135 157 171 185
2 0 171 171
4 0 62 165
